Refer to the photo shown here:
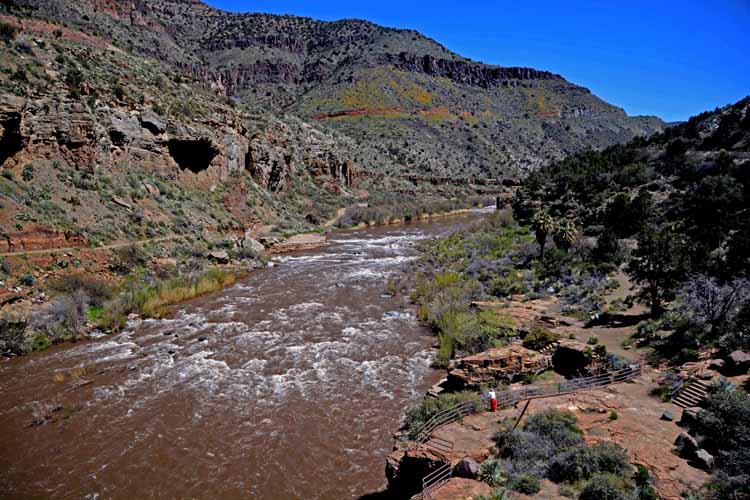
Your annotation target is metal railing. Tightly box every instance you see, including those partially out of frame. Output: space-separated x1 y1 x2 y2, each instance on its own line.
410 364 642 499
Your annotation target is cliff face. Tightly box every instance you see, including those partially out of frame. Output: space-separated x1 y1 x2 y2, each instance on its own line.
9 0 664 179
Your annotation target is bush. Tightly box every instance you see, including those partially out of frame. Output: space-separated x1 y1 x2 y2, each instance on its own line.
472 489 511 500
21 164 34 181
49 273 112 306
111 243 148 274
609 411 618 421
404 391 481 438
0 21 18 42
578 474 627 500
19 273 36 286
522 410 584 450
478 458 506 488
510 474 540 494
522 326 560 350
548 443 629 483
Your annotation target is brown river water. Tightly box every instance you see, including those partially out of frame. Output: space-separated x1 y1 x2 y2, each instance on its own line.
0 212 487 500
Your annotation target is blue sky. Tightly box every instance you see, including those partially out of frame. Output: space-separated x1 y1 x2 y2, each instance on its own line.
204 1 749 122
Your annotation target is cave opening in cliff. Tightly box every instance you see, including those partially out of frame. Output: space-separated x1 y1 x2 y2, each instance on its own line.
167 138 218 173
0 113 25 167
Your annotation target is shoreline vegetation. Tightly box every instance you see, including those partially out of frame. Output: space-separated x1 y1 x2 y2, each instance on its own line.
0 196 495 357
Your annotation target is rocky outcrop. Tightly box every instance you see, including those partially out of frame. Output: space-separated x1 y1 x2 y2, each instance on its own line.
552 339 593 376
386 446 447 497
0 94 27 166
0 91 357 194
0 226 87 253
245 119 356 191
447 344 550 389
726 350 750 375
386 52 564 89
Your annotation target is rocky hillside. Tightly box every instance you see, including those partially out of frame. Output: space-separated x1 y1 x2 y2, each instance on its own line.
10 0 663 179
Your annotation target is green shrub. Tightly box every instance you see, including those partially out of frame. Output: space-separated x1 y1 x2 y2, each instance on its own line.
609 411 618 421
0 21 18 42
404 391 481 438
587 335 599 345
21 164 33 182
478 458 506 488
472 489 511 500
523 410 584 450
578 474 627 500
522 326 560 350
548 443 629 483
510 475 541 494
19 273 36 286
31 332 52 351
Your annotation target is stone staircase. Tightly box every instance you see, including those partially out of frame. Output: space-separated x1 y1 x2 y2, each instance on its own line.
672 379 711 408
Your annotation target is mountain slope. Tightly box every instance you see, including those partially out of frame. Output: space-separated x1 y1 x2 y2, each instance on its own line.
12 0 664 177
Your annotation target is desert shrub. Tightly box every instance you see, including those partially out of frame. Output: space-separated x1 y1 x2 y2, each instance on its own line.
510 474 540 494
0 257 11 275
0 21 18 42
472 488 511 500
522 326 560 350
578 474 627 500
404 391 481 438
522 410 584 450
30 290 90 344
111 243 148 274
21 164 34 182
548 443 628 483
0 317 29 355
609 411 619 421
478 458 507 488
49 273 112 306
19 273 36 286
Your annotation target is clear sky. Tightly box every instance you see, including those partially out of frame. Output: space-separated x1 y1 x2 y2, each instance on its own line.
204 1 749 122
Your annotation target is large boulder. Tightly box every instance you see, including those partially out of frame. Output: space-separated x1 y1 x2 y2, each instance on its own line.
207 250 230 264
679 407 700 429
552 339 592 376
674 432 699 459
693 449 714 470
727 350 750 375
453 457 480 479
446 344 550 389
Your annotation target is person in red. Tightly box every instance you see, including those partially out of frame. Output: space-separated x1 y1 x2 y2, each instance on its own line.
488 388 497 412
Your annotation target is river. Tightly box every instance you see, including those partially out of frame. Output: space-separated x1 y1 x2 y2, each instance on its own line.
0 213 484 500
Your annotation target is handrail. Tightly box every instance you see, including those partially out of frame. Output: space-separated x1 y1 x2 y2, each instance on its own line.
410 364 642 500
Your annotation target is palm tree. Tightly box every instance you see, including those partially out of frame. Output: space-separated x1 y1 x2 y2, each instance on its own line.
553 219 577 251
531 211 554 259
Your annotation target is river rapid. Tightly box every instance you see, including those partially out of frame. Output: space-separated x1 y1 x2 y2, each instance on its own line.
0 213 485 500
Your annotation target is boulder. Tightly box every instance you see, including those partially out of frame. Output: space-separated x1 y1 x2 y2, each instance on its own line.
693 449 714 470
551 339 592 376
244 237 265 255
112 195 132 210
674 432 698 459
143 182 160 196
207 250 230 264
708 358 725 371
660 410 674 422
727 350 750 375
453 457 479 479
679 407 700 429
446 344 550 389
